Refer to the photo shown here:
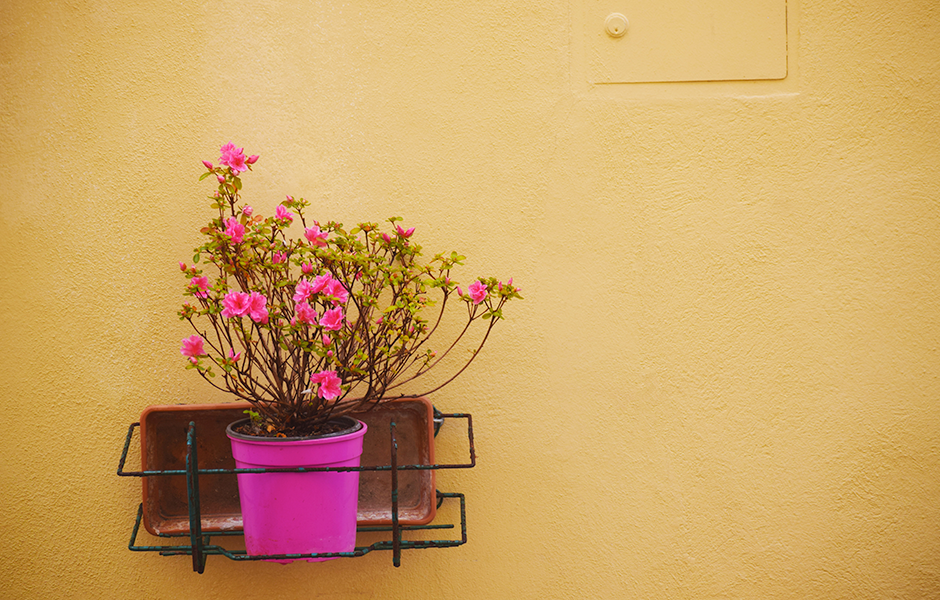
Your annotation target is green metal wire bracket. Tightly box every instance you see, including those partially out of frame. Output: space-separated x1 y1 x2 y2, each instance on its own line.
118 411 475 573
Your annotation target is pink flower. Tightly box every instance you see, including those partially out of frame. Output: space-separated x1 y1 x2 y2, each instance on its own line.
319 306 344 331
202 160 213 170
275 205 293 223
225 217 245 244
469 280 487 305
395 225 415 238
295 301 318 325
293 278 315 303
227 154 247 172
381 233 392 244
322 334 332 346
324 279 349 304
227 348 242 362
180 335 205 363
189 275 209 298
310 370 342 400
272 252 287 264
219 142 247 173
221 291 251 319
247 292 268 323
246 155 259 164
310 273 332 294
242 205 253 217
301 262 315 275
304 225 328 247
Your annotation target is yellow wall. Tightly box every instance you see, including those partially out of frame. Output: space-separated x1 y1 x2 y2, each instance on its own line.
2 1 939 598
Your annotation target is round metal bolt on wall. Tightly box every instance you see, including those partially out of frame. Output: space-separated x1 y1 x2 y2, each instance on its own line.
605 13 629 38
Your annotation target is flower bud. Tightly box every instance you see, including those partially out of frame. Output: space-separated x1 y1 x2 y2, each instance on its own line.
246 155 259 164
243 205 253 217
202 160 213 170
217 174 225 184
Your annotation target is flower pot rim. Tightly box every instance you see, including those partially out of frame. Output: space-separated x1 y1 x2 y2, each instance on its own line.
225 415 363 443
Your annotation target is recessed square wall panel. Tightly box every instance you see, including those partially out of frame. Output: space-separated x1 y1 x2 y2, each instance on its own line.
587 0 787 83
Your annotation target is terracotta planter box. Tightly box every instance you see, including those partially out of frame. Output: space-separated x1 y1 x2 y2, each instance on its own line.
139 398 436 536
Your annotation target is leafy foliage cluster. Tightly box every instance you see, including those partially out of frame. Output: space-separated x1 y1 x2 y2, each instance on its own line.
179 147 521 436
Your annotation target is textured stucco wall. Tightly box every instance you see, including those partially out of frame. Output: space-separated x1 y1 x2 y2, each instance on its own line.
1 1 939 598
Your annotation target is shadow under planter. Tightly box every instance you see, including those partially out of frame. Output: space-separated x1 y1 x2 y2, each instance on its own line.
139 398 436 537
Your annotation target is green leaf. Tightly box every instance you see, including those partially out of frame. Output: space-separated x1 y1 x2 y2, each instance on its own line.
199 172 212 181
193 252 201 264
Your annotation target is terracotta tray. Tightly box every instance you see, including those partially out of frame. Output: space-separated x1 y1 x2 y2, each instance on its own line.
139 399 436 536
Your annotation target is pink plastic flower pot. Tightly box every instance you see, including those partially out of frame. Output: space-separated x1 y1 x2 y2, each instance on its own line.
226 416 368 563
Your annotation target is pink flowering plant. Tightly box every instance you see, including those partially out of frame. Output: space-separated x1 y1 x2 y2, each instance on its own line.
179 143 521 436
